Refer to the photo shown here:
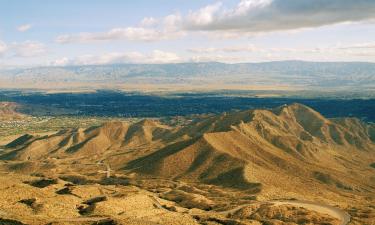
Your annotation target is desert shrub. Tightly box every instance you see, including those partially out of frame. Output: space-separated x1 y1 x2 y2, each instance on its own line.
0 218 26 225
25 178 57 188
59 175 90 185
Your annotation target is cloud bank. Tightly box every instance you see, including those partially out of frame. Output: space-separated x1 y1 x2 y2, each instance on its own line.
0 40 46 58
56 14 183 43
55 0 375 44
0 41 7 55
51 50 181 66
184 0 375 32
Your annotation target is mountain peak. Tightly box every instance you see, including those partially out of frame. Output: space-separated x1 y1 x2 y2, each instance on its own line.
135 119 162 127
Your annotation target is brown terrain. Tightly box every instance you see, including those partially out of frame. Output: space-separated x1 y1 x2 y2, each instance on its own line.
0 102 28 121
0 103 374 225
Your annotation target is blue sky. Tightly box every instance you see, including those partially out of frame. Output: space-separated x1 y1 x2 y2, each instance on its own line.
1 0 375 67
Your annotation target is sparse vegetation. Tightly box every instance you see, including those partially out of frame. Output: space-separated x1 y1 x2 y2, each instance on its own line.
24 178 58 188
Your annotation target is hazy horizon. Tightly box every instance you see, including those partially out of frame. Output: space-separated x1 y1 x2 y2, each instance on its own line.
4 59 375 70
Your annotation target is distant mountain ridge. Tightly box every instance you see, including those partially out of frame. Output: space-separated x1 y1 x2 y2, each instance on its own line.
1 61 375 91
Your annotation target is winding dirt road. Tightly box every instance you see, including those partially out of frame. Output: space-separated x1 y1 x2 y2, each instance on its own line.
269 200 350 225
199 200 351 225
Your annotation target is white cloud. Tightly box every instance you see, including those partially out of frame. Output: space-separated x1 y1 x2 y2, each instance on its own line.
0 40 46 58
55 0 375 45
337 42 375 50
186 2 222 27
49 42 375 66
141 17 158 27
17 24 32 32
0 41 7 55
56 12 185 44
187 43 375 62
51 52 144 66
187 47 218 54
234 0 273 15
56 26 184 43
163 13 183 31
149 50 181 63
52 57 70 66
188 45 260 53
11 41 47 57
189 54 247 63
55 10 186 44
51 50 181 66
183 0 375 33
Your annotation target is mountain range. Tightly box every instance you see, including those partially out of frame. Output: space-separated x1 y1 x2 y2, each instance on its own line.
1 61 375 92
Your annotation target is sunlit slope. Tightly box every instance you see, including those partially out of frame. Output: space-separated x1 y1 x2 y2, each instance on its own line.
1 104 374 198
1 119 172 160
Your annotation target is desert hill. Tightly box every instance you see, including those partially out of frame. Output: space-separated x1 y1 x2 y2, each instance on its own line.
1 119 172 161
126 104 375 194
1 104 374 197
0 102 28 120
1 103 375 224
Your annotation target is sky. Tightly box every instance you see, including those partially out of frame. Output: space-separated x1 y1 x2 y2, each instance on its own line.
1 0 375 67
